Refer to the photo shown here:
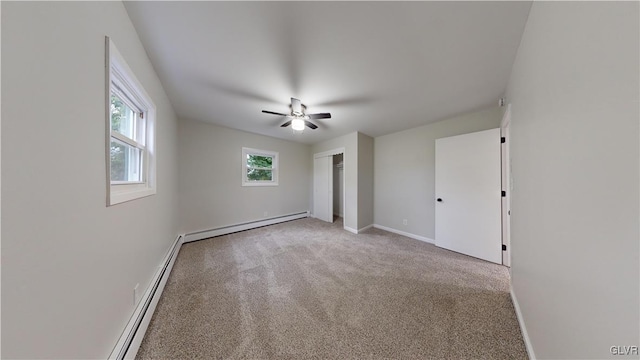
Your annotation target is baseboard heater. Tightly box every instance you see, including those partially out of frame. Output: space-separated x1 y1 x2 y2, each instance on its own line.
183 211 309 243
109 235 184 360
108 212 308 358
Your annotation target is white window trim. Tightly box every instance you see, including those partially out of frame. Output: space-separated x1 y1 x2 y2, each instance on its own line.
106 36 156 205
242 147 279 186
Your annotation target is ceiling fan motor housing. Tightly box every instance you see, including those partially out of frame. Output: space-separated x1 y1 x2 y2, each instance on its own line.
291 97 304 116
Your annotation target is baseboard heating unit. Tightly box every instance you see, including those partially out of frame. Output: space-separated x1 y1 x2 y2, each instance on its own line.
108 211 309 358
183 211 309 243
109 235 183 360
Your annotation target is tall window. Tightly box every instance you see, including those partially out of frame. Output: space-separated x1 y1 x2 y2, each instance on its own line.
110 91 145 183
106 37 156 205
242 147 278 186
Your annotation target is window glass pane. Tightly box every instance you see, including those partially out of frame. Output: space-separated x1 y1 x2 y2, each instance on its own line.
111 94 136 140
110 139 142 182
247 154 273 169
247 169 273 181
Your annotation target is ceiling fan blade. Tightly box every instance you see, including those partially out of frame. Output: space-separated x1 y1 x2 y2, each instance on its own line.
308 113 331 120
280 120 292 128
262 110 288 116
304 120 318 129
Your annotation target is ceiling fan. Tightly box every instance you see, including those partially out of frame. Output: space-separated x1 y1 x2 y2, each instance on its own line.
262 98 331 131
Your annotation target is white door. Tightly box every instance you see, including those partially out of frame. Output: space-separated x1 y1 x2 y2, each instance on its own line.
435 128 502 264
313 156 333 223
501 106 512 267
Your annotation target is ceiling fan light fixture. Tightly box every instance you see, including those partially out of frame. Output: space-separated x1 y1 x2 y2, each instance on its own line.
262 98 329 132
291 118 305 131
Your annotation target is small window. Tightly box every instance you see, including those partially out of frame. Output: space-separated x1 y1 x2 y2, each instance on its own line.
110 92 145 183
106 37 156 205
242 147 278 186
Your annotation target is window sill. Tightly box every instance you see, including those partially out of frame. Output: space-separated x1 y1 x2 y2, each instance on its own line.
109 185 156 205
242 182 279 187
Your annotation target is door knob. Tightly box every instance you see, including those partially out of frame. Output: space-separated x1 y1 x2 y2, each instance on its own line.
437 198 443 202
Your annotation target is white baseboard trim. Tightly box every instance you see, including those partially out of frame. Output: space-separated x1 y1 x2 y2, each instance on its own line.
183 212 309 243
344 226 358 234
342 224 374 234
510 287 536 360
109 234 184 360
372 224 435 244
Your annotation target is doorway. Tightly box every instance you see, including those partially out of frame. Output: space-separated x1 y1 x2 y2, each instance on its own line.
313 148 345 224
333 154 344 222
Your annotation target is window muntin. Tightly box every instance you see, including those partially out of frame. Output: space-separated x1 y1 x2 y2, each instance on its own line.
242 148 278 186
106 37 156 205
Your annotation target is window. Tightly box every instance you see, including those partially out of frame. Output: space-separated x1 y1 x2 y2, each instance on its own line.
106 37 156 205
110 92 144 183
242 147 278 186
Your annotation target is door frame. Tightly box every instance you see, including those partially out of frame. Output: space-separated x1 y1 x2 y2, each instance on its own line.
313 147 346 226
501 104 512 267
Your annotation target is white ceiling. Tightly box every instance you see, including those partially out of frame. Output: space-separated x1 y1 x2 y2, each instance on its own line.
124 1 531 144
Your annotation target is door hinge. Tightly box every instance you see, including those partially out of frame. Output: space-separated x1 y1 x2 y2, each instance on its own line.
501 190 506 197
140 112 144 119
501 137 505 143
502 244 507 251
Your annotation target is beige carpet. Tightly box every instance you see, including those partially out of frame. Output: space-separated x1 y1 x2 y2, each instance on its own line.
136 218 527 359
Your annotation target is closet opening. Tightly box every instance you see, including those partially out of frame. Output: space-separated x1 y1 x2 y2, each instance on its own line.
313 148 345 226
333 153 344 222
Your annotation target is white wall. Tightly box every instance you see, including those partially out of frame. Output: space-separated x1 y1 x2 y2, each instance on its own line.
177 119 310 233
506 2 639 358
357 133 374 230
374 107 502 240
2 2 180 358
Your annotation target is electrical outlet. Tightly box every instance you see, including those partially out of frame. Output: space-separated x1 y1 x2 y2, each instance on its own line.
403 219 408 226
134 283 139 306
264 211 268 217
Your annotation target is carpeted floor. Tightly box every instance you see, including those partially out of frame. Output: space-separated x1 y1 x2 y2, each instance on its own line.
136 217 527 359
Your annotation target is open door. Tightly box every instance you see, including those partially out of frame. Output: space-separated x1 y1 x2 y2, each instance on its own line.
313 155 333 223
435 128 502 264
501 105 512 267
